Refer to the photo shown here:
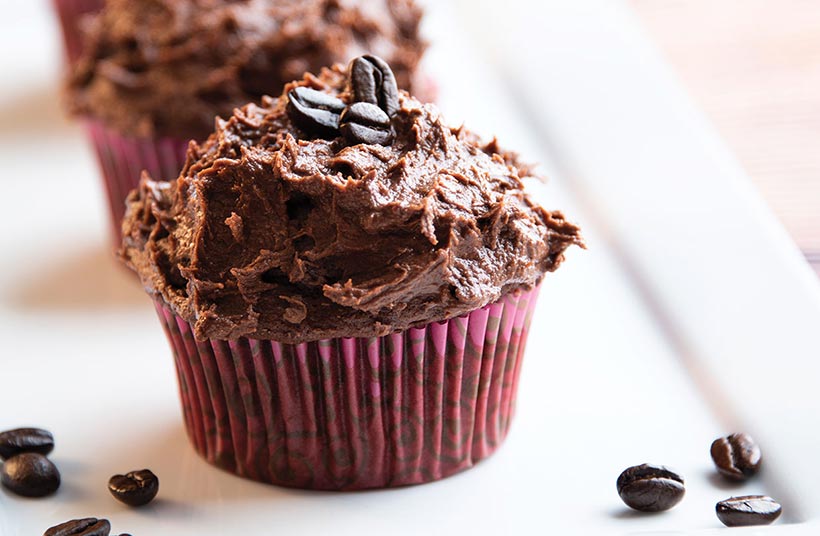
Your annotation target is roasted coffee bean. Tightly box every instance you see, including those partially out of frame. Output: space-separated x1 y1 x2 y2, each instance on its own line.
716 495 782 527
350 57 380 105
341 121 392 145
108 469 159 507
1 452 60 497
710 432 761 481
616 464 685 512
339 102 392 145
349 55 400 117
286 86 345 137
341 102 391 129
44 518 111 536
0 427 54 460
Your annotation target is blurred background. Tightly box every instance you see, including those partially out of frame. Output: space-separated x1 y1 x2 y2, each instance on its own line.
632 0 820 277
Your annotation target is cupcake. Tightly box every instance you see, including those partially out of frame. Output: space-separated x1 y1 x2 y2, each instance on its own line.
67 0 427 241
121 56 583 490
51 0 104 63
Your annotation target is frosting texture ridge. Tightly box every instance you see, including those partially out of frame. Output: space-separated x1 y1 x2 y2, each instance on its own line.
121 65 583 342
67 0 426 139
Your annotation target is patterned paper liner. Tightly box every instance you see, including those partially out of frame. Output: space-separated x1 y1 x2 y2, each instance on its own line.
86 121 189 242
154 286 540 490
52 0 104 63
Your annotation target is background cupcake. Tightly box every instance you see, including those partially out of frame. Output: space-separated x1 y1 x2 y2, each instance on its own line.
67 0 427 241
121 57 583 490
51 0 104 63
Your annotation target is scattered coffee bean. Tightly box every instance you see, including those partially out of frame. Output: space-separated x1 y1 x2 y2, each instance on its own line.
1 452 60 497
710 432 761 481
716 495 782 527
0 427 54 460
108 469 159 507
349 55 400 117
616 464 685 512
44 518 111 536
340 102 393 145
286 86 345 137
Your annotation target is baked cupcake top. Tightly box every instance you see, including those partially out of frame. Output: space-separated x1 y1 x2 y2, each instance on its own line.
67 0 425 140
121 58 584 342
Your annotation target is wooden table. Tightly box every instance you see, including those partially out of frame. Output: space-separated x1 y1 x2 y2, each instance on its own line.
632 0 820 276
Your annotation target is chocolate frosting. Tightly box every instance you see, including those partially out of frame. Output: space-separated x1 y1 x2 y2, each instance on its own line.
121 65 584 342
67 0 426 140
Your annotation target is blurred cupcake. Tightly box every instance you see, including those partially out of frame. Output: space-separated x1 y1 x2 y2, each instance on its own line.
51 0 104 63
67 0 427 241
121 57 583 490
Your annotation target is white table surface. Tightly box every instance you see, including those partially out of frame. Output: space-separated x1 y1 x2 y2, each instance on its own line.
2 1 820 534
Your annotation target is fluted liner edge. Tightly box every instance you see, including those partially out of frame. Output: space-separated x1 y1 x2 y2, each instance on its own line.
155 286 540 490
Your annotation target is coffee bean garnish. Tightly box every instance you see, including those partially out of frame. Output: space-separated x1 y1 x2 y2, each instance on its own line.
44 518 111 536
286 86 345 137
340 102 393 145
716 495 782 527
711 432 761 481
108 468 159 507
0 427 54 460
1 452 61 497
616 464 685 512
284 55 401 145
349 55 400 118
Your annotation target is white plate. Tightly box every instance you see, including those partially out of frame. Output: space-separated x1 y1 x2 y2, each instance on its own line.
2 1 819 534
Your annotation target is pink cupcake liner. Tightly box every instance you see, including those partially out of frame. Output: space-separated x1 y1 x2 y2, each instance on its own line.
51 0 104 63
86 121 189 242
154 286 541 490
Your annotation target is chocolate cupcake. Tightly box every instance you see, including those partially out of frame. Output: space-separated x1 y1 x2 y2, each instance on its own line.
67 0 427 241
121 57 583 490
